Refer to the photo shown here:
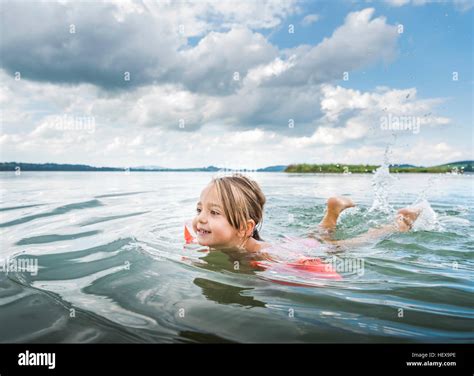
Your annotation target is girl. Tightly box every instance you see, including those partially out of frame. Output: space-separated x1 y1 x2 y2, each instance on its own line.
192 174 421 254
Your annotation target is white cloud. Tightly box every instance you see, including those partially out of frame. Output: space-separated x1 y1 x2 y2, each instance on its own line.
179 27 279 94
0 5 468 168
320 84 449 122
391 141 466 166
0 0 297 91
276 84 451 147
143 0 301 36
384 0 473 12
0 63 457 167
271 8 399 87
244 56 297 87
0 6 399 96
301 13 320 26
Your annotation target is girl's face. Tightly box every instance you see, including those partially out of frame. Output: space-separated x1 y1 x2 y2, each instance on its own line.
192 184 240 248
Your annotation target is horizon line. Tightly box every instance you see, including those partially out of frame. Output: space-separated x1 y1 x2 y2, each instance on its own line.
1 160 473 170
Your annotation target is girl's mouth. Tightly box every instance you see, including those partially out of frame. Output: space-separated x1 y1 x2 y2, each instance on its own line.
197 229 211 236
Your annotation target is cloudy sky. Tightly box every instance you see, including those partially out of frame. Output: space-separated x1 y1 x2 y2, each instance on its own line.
0 0 472 169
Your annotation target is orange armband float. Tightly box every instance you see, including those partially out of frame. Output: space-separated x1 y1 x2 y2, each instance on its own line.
184 221 198 244
250 258 342 280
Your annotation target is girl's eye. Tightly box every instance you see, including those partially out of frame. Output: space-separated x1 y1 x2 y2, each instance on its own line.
195 208 219 215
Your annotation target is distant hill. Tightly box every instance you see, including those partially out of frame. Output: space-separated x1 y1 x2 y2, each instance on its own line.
0 162 287 172
437 161 473 170
257 165 287 172
0 162 222 172
0 162 122 172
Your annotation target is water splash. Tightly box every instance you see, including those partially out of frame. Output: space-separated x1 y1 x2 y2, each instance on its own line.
416 174 441 203
367 145 440 231
369 147 396 214
411 199 440 231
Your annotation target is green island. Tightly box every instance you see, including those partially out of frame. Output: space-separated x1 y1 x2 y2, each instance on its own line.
285 161 473 174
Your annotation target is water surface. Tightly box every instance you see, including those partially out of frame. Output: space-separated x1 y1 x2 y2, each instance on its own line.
0 171 472 343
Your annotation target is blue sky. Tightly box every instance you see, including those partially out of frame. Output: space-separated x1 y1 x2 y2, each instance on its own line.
272 0 473 152
0 0 472 168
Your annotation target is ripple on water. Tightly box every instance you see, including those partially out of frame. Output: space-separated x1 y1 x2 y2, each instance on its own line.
1 172 473 343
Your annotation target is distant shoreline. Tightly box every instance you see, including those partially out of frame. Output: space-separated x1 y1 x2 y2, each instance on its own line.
284 163 473 174
0 161 472 173
0 162 286 173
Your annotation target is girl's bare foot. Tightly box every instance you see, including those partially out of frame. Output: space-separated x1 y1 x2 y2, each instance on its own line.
327 196 356 215
319 196 356 231
396 207 421 232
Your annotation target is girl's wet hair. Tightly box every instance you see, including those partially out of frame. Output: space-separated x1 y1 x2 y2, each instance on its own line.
211 174 266 241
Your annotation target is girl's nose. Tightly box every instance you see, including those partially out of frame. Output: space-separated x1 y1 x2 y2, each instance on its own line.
197 211 207 222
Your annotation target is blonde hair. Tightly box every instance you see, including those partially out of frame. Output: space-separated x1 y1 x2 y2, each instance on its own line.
210 174 266 241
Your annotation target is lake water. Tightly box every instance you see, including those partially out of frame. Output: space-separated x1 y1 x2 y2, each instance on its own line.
0 171 473 343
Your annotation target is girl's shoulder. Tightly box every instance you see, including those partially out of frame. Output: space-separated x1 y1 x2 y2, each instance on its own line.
256 241 272 251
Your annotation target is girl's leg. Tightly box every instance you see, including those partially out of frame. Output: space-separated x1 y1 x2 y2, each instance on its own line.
319 196 356 231
330 207 421 247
